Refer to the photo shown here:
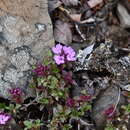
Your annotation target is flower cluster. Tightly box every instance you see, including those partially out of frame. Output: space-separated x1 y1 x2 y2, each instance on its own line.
66 98 75 107
9 88 22 97
0 112 11 125
78 95 91 102
103 106 116 120
66 95 91 107
33 64 49 76
62 71 76 85
9 88 23 103
52 44 76 65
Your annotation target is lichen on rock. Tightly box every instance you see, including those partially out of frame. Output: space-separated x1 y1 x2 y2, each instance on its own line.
0 0 54 99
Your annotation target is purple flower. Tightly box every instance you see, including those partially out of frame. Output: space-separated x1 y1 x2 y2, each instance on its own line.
78 95 91 102
63 46 75 55
9 88 23 103
66 54 76 61
9 88 22 97
0 112 11 125
66 98 75 107
63 46 76 61
33 64 49 76
62 71 76 85
103 105 116 119
54 55 65 65
52 44 76 65
52 44 63 54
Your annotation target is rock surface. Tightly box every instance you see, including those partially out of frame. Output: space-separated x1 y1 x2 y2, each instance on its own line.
75 40 129 129
117 3 130 28
92 86 125 130
0 0 54 99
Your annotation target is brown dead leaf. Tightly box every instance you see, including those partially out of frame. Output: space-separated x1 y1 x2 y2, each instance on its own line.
87 0 103 8
61 0 79 6
122 91 130 97
70 14 81 22
54 20 72 44
48 0 62 12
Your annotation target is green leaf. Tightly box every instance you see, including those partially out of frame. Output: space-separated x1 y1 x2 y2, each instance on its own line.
57 104 63 111
0 103 7 109
63 124 72 130
40 78 46 84
57 91 64 97
15 104 21 109
24 119 43 130
60 117 66 123
80 90 87 95
82 104 92 111
24 120 33 129
46 49 53 57
35 119 43 126
43 50 53 65
123 104 130 113
5 104 15 111
39 98 49 104
32 65 36 69
49 76 58 89
51 64 60 73
29 83 36 88
71 109 80 117
65 109 71 115
105 125 116 130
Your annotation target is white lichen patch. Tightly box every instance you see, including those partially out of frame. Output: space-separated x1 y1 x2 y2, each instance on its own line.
3 68 23 84
10 50 30 71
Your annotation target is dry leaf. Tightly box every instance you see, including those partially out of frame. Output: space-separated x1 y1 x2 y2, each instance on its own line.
123 84 130 91
70 14 81 22
87 0 103 8
122 91 130 97
48 0 62 12
54 20 72 44
117 3 130 28
61 0 79 6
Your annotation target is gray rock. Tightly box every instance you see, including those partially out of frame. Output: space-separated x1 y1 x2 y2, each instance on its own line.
0 45 8 69
0 0 54 99
3 68 24 84
0 73 11 98
117 3 130 28
92 86 125 130
10 48 30 71
48 0 62 12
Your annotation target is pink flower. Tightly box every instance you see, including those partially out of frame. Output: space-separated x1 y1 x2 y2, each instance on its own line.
62 71 76 85
52 44 63 54
66 98 75 107
79 95 91 102
52 44 76 65
103 106 116 120
9 88 22 97
9 88 23 103
63 46 76 61
54 55 65 65
66 54 76 61
33 64 49 76
0 112 11 125
63 46 75 55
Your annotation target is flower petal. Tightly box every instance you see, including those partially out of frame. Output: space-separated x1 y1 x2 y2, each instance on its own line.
54 55 65 65
52 44 63 54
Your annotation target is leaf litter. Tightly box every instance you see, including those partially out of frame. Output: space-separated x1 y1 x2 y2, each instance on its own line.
49 0 130 129
0 0 130 129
